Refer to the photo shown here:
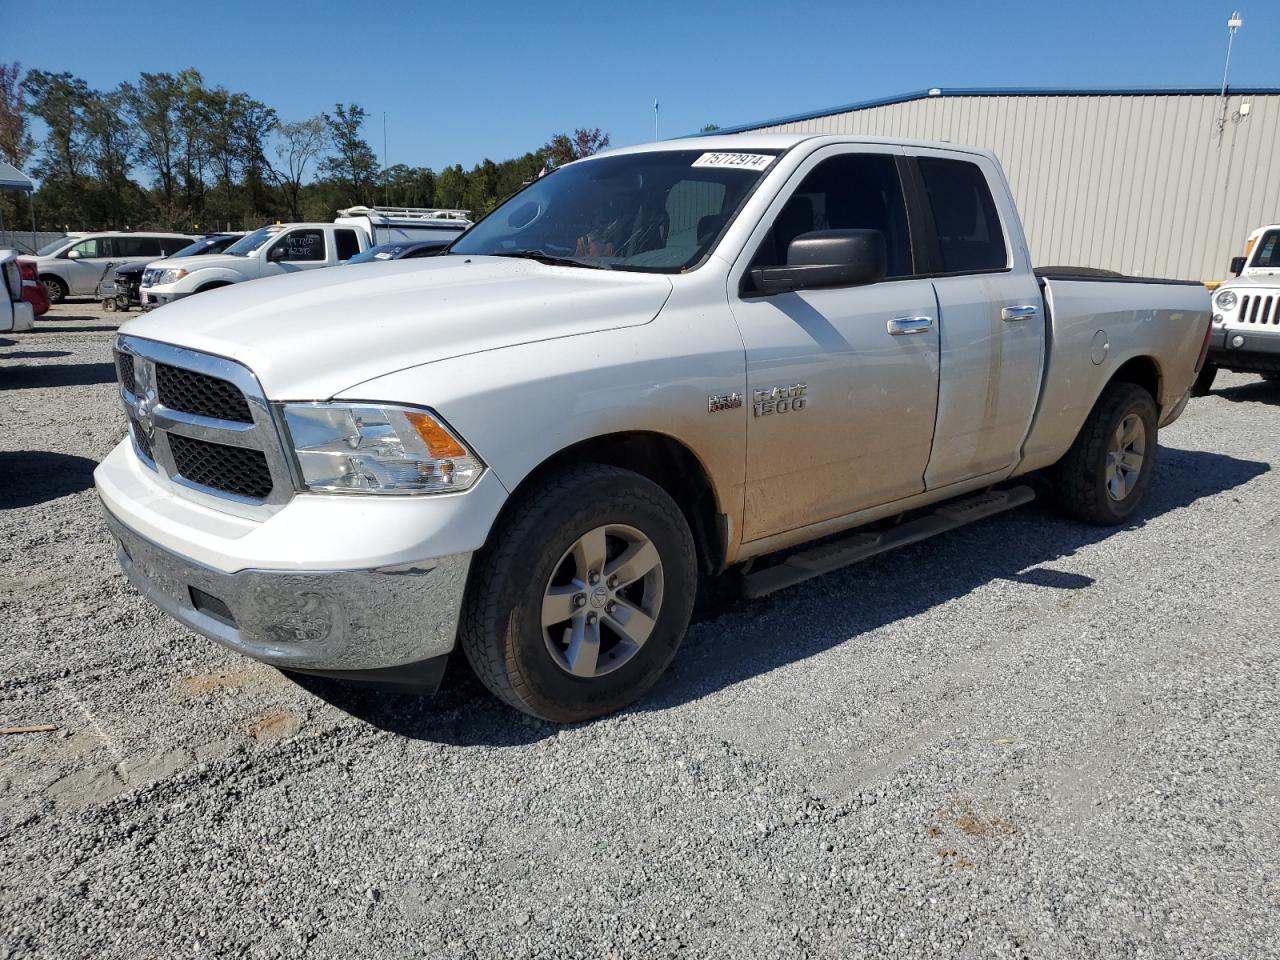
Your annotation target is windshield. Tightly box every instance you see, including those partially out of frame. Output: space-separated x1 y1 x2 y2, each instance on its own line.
223 225 284 257
171 235 236 259
37 238 69 256
448 148 780 273
1250 230 1280 269
348 243 405 264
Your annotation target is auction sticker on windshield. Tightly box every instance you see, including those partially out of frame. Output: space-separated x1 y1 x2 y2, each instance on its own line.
691 153 774 171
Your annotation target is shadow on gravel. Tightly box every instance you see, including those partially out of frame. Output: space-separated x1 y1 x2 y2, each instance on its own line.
642 446 1268 715
1213 379 1280 405
288 655 555 746
0 337 14 347
294 447 1268 743
1 350 72 359
28 325 119 334
0 451 98 508
0 361 115 389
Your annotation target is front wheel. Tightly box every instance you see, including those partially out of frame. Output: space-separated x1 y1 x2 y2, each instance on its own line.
41 275 68 305
459 464 697 723
1048 381 1158 525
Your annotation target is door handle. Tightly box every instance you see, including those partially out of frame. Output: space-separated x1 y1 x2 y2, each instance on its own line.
886 316 934 336
1002 304 1039 322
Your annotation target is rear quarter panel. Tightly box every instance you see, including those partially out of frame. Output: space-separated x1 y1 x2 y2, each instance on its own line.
1017 278 1210 474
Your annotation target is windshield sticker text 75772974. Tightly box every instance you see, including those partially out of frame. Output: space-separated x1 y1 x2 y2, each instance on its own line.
691 153 774 172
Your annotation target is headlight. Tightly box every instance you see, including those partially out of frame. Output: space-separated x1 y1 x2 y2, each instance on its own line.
1215 289 1238 310
280 403 483 494
155 267 189 286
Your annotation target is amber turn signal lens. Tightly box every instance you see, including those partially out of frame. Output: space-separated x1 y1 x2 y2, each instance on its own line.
405 411 467 459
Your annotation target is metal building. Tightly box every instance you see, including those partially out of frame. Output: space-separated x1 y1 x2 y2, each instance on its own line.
716 87 1280 281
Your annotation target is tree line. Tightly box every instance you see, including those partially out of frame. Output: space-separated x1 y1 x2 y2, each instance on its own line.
0 62 612 235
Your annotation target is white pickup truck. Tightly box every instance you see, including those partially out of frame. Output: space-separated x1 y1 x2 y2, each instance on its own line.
139 207 471 308
1198 223 1280 393
1 251 36 332
97 135 1211 722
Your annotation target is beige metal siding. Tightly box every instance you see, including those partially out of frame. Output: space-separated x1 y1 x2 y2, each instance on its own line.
747 93 1280 280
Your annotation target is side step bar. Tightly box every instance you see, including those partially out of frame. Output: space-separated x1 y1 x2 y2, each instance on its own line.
741 485 1036 599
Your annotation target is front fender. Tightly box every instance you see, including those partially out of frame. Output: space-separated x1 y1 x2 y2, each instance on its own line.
174 267 249 292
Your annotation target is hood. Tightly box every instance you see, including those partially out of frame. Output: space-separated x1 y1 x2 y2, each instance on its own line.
119 256 673 398
156 252 248 274
1221 271 1280 291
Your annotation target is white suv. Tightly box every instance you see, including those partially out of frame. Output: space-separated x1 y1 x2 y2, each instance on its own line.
32 232 197 303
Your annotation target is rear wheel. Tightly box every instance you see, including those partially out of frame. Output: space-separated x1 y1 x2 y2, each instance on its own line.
1191 361 1218 396
459 464 697 723
41 275 67 305
1048 381 1158 525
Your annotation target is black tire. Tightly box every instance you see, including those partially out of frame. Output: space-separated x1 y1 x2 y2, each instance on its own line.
459 464 697 723
41 275 67 304
1048 381 1158 526
1190 361 1218 396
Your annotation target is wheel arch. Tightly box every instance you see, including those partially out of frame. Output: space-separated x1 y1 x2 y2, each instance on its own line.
1107 354 1163 410
194 279 235 294
495 430 728 576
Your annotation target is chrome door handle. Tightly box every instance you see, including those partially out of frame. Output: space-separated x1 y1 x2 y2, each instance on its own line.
1002 304 1039 322
886 316 934 336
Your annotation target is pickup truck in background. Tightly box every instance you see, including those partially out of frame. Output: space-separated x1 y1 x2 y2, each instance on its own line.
1 251 36 332
1198 222 1280 393
97 135 1211 722
138 207 471 308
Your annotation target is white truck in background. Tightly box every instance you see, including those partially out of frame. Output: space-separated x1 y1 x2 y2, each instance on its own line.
1199 223 1280 393
1 251 35 332
98 135 1211 723
139 207 471 308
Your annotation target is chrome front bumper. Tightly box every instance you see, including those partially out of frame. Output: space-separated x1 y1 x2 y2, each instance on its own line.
102 504 471 673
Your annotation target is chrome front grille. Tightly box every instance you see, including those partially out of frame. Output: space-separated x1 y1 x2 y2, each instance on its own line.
1238 293 1280 326
113 335 295 511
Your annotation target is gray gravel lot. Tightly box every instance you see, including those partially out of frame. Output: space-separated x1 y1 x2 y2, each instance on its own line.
2 302 1279 959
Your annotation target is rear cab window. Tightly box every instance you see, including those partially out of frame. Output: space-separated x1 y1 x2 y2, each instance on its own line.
334 229 361 261
916 157 1008 273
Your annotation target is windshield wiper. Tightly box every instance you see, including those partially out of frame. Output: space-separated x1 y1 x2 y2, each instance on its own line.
491 249 607 270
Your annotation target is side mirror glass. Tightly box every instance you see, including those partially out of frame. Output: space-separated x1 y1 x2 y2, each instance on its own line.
66 249 80 260
1230 256 1247 276
750 229 887 295
267 244 286 262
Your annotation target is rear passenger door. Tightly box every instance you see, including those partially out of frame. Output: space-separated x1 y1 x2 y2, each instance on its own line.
906 150 1045 488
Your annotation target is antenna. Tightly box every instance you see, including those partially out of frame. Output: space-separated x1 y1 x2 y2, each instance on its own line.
1216 11 1244 139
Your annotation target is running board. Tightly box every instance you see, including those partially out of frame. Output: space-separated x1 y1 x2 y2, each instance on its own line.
741 485 1036 599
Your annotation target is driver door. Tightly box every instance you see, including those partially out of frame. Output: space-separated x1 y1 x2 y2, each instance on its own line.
729 146 941 543
264 228 327 274
66 237 116 295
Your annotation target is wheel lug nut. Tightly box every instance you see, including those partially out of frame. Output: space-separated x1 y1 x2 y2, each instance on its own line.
607 575 618 588
588 571 600 585
587 613 597 625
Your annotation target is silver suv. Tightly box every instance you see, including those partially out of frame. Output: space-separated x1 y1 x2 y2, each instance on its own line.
32 232 197 303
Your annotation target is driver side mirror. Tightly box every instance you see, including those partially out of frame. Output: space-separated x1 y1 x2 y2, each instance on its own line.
1230 256 1247 276
750 229 887 295
66 249 80 260
267 244 286 262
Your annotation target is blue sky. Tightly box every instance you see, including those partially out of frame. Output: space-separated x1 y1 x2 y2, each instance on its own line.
2 0 1277 172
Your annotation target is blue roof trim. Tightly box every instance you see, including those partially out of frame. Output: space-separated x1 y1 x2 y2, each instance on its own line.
706 85 1280 136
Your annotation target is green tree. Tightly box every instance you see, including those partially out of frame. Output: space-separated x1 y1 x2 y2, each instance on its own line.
0 62 34 167
541 128 610 167
123 71 187 212
320 103 378 205
700 123 721 133
273 117 327 220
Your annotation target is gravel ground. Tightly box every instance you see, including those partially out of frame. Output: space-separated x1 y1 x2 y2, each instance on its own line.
2 302 1279 959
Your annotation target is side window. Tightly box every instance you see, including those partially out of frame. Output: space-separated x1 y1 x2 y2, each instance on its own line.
916 158 1007 273
1253 231 1280 268
334 229 361 262
70 238 102 258
750 154 913 278
116 236 163 257
159 237 191 255
272 229 325 262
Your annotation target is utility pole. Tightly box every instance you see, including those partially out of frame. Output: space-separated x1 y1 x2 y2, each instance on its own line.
382 112 389 205
654 98 659 141
1216 11 1244 140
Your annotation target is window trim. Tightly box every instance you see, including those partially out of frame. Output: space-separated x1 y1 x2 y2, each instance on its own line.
904 154 1013 278
737 146 926 300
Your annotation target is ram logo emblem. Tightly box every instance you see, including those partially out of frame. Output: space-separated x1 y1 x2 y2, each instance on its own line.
753 383 808 417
